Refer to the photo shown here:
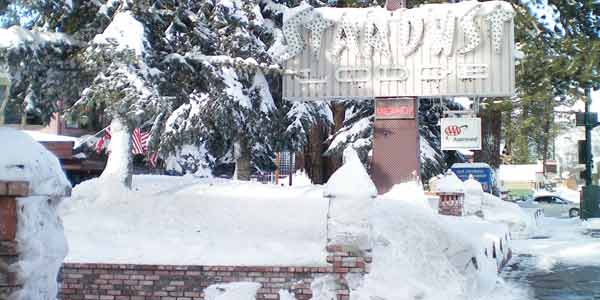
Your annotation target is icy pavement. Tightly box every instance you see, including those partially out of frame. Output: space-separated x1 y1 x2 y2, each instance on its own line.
498 217 600 300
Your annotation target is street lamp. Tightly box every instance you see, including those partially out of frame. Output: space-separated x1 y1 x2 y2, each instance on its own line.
0 70 11 126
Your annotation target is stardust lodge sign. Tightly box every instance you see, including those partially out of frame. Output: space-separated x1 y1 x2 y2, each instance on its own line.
275 1 516 100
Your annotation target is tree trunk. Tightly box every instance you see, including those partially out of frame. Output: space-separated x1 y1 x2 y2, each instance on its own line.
0 85 9 126
475 103 502 168
541 103 552 176
234 135 251 181
100 116 133 189
305 121 327 184
326 102 345 178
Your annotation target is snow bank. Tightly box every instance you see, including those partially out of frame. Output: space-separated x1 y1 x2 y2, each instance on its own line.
204 282 260 300
482 193 536 239
0 127 71 197
325 148 374 250
61 175 329 266
13 196 69 300
351 197 502 300
0 128 70 300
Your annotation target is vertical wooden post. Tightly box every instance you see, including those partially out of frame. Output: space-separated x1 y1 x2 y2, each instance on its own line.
371 97 420 194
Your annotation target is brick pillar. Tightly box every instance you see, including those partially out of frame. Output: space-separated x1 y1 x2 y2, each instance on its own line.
325 245 372 300
0 181 29 298
438 192 465 216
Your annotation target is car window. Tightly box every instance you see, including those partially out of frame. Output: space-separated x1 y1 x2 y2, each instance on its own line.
535 196 551 203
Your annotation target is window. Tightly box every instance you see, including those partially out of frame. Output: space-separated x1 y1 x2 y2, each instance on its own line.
534 196 552 203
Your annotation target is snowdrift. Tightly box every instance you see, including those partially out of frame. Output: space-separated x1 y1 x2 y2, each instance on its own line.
61 175 329 266
0 128 71 300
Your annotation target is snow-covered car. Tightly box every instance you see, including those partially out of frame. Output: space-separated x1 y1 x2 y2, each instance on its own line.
531 195 580 218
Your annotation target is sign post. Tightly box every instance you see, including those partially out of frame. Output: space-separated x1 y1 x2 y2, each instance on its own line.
372 97 419 194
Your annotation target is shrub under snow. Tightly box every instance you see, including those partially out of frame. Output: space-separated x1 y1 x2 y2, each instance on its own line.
0 128 71 300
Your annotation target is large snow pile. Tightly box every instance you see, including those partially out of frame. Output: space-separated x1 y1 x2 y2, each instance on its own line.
482 193 536 239
324 148 375 249
0 128 71 196
0 128 71 300
61 175 329 266
351 185 505 300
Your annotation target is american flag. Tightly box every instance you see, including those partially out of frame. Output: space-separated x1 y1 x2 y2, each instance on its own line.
95 126 159 167
132 128 150 155
95 127 111 154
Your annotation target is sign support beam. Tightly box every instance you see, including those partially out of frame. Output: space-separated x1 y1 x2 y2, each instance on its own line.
371 97 419 194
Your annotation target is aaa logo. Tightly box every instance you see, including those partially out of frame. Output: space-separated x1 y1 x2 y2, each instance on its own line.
444 125 468 137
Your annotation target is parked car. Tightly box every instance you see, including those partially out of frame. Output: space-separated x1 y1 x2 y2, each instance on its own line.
529 195 580 218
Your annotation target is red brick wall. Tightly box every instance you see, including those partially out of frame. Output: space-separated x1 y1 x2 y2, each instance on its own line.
58 245 371 300
0 181 29 299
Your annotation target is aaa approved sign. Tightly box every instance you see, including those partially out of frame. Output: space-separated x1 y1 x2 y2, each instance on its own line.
441 118 482 151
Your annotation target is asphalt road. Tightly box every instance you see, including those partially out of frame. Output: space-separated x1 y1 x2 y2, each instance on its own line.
501 228 600 300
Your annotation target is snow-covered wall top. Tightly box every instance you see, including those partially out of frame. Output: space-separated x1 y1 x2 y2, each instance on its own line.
0 128 71 197
279 0 515 100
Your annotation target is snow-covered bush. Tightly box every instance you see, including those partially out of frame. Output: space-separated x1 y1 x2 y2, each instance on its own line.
0 128 71 300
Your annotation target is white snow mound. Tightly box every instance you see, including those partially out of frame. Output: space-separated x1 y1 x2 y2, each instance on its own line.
0 127 71 197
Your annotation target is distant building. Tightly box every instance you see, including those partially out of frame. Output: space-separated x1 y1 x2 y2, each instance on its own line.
5 112 105 184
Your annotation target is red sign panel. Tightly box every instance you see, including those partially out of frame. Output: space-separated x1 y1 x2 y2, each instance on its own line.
375 98 415 120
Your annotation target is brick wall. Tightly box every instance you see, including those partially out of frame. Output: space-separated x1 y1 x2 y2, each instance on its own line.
0 181 29 299
438 192 464 216
58 243 371 300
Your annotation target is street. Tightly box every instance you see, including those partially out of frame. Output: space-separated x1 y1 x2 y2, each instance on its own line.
499 218 600 300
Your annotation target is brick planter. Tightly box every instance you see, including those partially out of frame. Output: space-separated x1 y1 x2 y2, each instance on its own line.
58 245 373 300
438 192 464 216
0 181 29 299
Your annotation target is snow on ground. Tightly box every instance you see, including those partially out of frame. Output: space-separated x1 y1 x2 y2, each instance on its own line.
0 128 71 300
204 282 261 300
60 175 329 266
511 217 600 271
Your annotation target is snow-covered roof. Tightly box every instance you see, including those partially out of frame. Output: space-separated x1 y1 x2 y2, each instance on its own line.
498 164 542 182
0 127 71 197
24 130 78 143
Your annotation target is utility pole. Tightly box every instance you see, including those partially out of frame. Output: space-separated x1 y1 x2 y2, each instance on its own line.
585 87 593 186
577 85 600 219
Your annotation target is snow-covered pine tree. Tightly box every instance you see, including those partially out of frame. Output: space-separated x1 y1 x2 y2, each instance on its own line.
0 26 81 126
68 6 162 189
